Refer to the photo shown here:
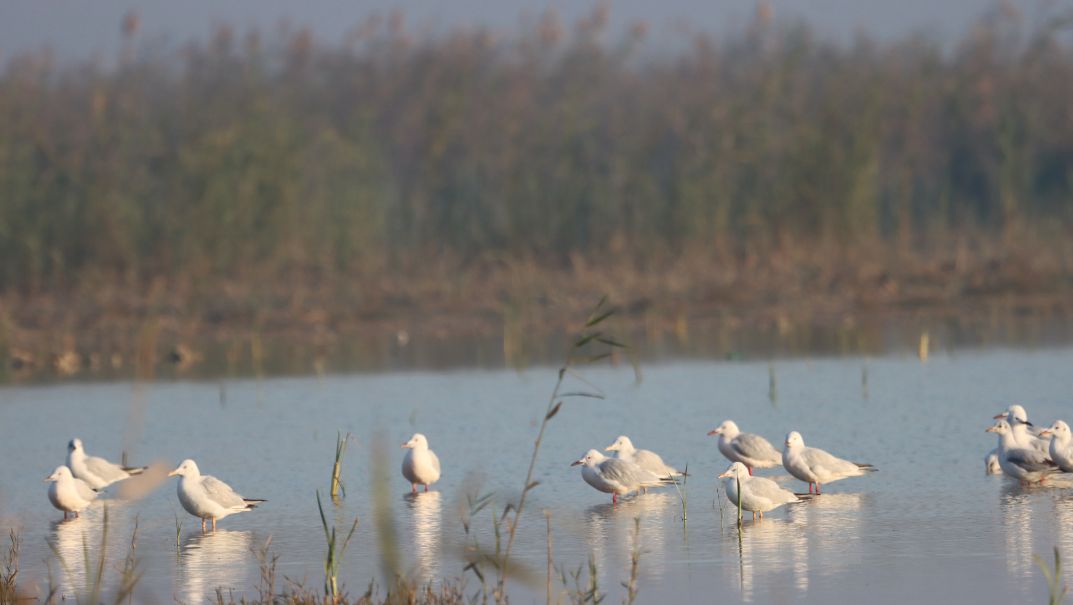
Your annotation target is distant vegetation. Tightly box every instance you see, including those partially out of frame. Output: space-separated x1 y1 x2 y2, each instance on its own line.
1 5 1072 316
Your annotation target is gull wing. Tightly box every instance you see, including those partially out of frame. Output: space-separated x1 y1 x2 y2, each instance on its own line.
747 476 798 505
732 433 781 463
1006 448 1058 473
201 475 249 510
85 456 129 483
803 447 860 476
600 458 661 487
74 478 99 502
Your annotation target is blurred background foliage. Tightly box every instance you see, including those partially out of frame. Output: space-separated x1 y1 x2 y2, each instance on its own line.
1 5 1072 299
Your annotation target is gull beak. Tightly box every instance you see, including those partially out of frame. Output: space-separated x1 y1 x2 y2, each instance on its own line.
604 445 615 452
1024 421 1034 427
1040 429 1053 437
718 471 730 478
401 442 411 449
985 426 998 433
570 459 584 467
167 468 179 477
43 475 52 482
993 412 1006 419
707 429 720 436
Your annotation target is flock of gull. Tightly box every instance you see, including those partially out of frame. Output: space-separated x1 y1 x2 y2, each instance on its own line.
986 404 1073 484
573 421 877 519
43 404 1062 528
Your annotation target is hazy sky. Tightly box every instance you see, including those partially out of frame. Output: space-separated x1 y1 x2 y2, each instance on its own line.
0 0 1060 63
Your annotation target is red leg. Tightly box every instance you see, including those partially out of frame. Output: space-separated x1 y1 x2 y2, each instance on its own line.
411 483 417 494
612 493 618 505
808 483 813 494
748 467 753 476
424 484 429 492
816 484 822 495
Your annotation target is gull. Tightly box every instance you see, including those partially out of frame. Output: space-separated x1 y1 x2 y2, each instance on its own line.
46 466 98 519
985 449 1002 475
67 438 147 490
572 449 663 504
986 419 1059 485
781 431 877 494
707 420 782 474
1039 421 1073 473
169 459 264 531
994 405 1050 456
719 462 802 520
402 433 441 493
605 435 683 480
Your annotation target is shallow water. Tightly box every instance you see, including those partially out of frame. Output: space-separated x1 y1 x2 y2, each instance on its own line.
2 347 1073 603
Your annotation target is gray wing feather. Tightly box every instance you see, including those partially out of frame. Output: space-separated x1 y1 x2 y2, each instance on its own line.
430 451 441 475
748 477 797 505
201 476 248 509
803 448 859 475
733 434 780 461
1006 448 1058 472
600 458 660 486
85 456 129 482
75 478 98 502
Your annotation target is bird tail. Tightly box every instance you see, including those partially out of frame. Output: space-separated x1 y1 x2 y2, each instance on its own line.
122 465 148 475
792 493 816 500
243 498 266 509
855 463 877 472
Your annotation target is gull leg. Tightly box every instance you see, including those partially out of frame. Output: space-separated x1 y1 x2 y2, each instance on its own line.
759 511 764 521
212 517 217 532
816 483 822 495
424 484 429 493
748 467 753 476
612 493 618 505
201 518 207 532
411 483 418 494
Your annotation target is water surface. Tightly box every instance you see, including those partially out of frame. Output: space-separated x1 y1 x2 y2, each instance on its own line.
2 347 1072 603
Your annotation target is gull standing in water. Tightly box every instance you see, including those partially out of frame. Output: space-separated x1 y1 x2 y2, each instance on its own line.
402 433 441 493
46 466 98 519
719 462 802 520
781 431 876 494
572 449 663 504
707 420 782 474
605 435 683 480
986 419 1059 485
1039 421 1073 473
169 459 264 531
67 438 146 490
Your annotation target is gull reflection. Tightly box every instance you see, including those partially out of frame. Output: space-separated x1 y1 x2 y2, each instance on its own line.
404 491 442 582
1054 495 1073 586
178 529 251 603
49 517 93 598
735 517 807 603
1000 484 1034 581
583 493 675 588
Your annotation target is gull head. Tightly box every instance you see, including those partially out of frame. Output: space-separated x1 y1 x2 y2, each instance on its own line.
1040 420 1072 441
718 462 750 480
995 405 1031 426
986 419 1012 435
707 420 739 437
45 465 72 483
571 449 604 467
784 431 805 449
402 433 429 449
68 438 84 453
168 459 200 478
605 435 632 452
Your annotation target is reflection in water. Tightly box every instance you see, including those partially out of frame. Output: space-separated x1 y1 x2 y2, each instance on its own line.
49 517 93 598
1000 484 1034 582
727 492 869 602
1056 496 1073 586
178 530 251 603
404 492 442 582
583 493 675 589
